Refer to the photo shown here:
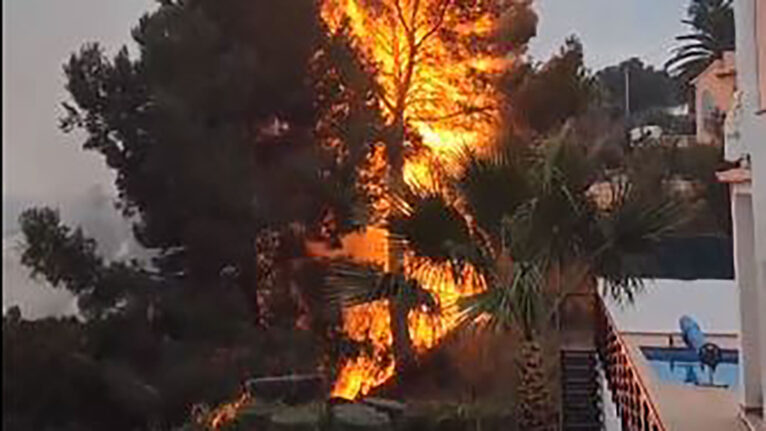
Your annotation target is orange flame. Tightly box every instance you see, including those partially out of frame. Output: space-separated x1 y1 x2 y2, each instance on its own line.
321 0 513 400
321 0 511 185
205 392 250 430
208 4 518 422
320 0 514 400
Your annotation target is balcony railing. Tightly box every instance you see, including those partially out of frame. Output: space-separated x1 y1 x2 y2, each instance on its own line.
594 295 668 431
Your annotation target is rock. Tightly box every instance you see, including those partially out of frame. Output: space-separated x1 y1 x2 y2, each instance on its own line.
230 401 282 430
360 398 406 420
269 404 324 431
245 374 326 404
331 403 392 431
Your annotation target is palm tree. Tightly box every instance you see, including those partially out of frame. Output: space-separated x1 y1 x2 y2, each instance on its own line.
665 0 735 83
325 127 683 424
326 260 439 376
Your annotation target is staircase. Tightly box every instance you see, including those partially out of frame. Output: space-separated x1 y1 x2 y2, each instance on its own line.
561 350 603 431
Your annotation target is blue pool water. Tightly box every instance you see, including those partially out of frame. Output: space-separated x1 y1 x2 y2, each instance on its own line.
640 346 739 389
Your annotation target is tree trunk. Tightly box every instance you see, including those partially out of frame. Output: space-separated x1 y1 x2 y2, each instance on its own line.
386 119 416 378
517 338 555 431
238 260 261 326
388 298 415 377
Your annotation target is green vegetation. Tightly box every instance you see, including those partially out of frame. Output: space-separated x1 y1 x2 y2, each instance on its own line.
666 0 736 83
3 0 733 430
597 58 685 117
5 1 380 429
327 127 683 429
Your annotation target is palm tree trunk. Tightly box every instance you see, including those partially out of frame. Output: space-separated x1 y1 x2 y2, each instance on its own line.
386 16 421 375
517 338 555 431
388 298 415 376
386 119 416 377
238 261 261 327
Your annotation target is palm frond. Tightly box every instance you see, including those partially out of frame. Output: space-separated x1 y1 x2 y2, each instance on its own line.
675 33 715 44
389 192 471 264
508 134 597 264
668 0 734 82
670 43 715 55
665 49 714 69
541 128 595 194
456 262 543 336
324 260 439 313
593 186 687 302
388 185 497 282
456 143 533 237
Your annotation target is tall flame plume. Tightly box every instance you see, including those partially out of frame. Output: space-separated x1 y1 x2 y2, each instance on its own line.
205 3 522 425
321 0 516 400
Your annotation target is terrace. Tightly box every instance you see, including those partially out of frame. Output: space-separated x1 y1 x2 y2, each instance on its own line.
596 279 752 431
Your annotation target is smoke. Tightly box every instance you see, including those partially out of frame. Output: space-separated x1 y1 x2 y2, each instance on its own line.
2 185 150 320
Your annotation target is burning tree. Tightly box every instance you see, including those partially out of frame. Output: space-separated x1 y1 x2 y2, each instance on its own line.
321 0 537 184
329 128 684 428
319 0 538 398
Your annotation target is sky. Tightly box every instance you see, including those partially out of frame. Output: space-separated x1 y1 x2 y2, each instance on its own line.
529 0 689 71
2 0 154 316
1 0 691 317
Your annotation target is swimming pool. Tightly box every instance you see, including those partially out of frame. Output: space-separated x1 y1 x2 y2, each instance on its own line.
640 346 739 389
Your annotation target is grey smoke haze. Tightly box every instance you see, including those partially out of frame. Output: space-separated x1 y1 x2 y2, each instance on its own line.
2 0 154 317
2 0 688 318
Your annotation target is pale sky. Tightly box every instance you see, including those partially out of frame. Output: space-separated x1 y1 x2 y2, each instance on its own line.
2 0 689 216
529 0 688 71
1 0 691 316
3 0 155 229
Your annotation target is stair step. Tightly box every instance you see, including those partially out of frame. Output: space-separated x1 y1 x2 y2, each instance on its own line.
563 362 597 368
563 384 600 391
563 363 597 370
562 350 603 430
563 403 602 412
564 415 602 421
562 356 597 361
565 371 599 377
564 417 602 425
564 411 601 419
563 392 600 400
564 375 597 382
563 398 601 406
562 352 597 359
563 424 602 431
564 407 602 414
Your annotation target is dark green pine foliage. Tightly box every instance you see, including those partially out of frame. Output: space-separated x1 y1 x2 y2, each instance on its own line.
60 0 380 322
6 1 387 430
504 36 594 136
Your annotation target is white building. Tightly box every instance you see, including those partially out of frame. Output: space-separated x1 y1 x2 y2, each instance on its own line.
718 0 766 425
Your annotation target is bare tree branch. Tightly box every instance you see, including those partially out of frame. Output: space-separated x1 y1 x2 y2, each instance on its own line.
414 0 450 50
393 0 412 37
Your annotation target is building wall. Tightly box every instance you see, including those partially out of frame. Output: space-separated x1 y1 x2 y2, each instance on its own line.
695 53 737 144
758 0 766 110
731 0 766 417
